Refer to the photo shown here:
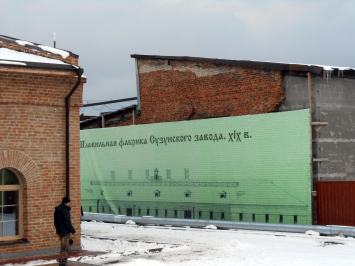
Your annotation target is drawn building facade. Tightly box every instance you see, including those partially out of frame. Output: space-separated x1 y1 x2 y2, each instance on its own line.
81 54 355 226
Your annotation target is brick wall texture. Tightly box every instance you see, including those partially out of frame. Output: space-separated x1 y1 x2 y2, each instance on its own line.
130 59 285 125
0 68 84 255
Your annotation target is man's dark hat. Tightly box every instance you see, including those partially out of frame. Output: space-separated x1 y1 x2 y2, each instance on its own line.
62 197 71 204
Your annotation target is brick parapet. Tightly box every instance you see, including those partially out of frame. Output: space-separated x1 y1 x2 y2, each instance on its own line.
134 59 285 125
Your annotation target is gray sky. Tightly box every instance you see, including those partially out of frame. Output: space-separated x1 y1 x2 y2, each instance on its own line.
1 0 354 115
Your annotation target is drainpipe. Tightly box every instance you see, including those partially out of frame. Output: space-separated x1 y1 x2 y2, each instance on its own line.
65 68 84 198
135 58 141 111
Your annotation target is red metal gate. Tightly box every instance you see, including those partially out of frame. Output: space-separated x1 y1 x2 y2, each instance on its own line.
317 181 355 226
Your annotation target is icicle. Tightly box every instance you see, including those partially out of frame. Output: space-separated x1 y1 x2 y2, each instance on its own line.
323 68 333 83
338 69 344 78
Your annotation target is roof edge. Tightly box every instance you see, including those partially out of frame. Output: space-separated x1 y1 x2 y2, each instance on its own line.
0 34 79 59
131 54 324 75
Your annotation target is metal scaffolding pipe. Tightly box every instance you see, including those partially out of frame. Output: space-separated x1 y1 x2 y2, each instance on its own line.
82 213 355 237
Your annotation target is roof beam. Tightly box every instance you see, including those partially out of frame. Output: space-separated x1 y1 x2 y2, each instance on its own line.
83 97 137 107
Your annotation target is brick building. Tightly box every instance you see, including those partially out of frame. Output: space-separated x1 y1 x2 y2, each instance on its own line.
0 35 85 258
81 54 355 225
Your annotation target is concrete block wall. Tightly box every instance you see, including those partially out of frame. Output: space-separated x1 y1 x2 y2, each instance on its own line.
0 71 84 256
134 59 285 125
280 75 355 182
280 74 355 224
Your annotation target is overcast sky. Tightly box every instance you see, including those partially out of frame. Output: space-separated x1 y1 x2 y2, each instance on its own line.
1 0 354 115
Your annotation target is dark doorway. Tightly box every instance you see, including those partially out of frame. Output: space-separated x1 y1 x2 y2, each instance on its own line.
127 208 132 216
184 210 192 219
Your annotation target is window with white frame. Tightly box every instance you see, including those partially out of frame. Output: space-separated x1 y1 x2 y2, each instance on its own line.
0 169 23 240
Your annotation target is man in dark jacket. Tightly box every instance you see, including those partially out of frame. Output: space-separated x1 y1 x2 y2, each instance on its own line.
54 197 76 266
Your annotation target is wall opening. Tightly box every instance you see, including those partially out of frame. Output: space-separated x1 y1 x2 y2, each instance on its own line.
127 208 132 216
184 210 192 219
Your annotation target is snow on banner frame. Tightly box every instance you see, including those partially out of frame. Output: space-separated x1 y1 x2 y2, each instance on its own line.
81 109 311 225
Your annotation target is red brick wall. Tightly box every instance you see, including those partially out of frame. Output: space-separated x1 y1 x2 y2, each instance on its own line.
0 70 84 255
133 59 285 125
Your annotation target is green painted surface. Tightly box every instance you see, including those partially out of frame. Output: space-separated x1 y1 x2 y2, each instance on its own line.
81 109 311 224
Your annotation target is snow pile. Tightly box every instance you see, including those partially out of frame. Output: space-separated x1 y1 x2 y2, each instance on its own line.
15 39 70 59
305 230 320 236
205 224 217 230
15 40 35 46
126 220 136 225
38 45 70 59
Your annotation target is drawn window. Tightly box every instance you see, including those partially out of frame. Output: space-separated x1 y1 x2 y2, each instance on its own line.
127 190 132 197
219 191 227 199
199 211 202 219
294 215 297 224
166 169 171 180
221 211 225 220
279 215 283 223
155 209 158 216
147 209 150 216
174 210 178 218
184 168 189 180
0 169 23 241
184 210 192 219
154 190 160 197
127 208 132 216
184 190 191 198
138 208 141 216
239 213 243 222
111 171 115 180
128 170 132 180
145 170 149 180
165 209 168 218
265 214 269 223
252 214 255 222
210 211 213 220
89 206 92 212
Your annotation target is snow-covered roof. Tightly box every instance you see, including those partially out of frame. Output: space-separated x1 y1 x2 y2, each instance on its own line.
0 48 69 65
0 35 80 71
0 34 78 59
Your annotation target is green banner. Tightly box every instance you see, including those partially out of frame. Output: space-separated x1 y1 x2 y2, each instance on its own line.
81 109 311 224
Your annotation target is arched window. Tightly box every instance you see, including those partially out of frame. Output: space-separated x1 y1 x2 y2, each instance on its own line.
0 168 23 240
154 190 160 197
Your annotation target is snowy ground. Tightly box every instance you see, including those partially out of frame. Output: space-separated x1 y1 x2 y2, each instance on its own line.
6 221 355 266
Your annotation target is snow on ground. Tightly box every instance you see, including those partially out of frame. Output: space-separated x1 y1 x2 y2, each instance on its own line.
5 221 355 266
